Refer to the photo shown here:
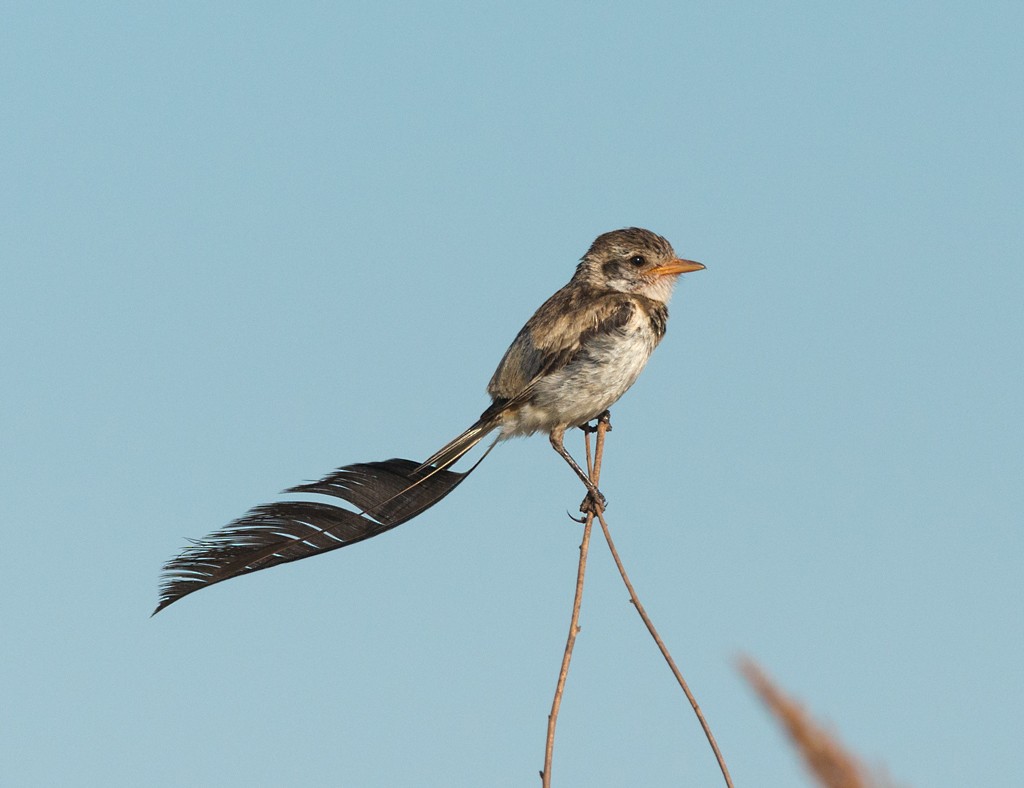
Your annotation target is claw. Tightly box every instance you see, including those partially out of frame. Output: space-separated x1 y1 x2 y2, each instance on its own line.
566 510 587 524
579 410 613 435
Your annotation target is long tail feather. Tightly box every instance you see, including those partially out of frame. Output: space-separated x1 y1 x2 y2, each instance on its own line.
415 416 499 473
155 442 493 615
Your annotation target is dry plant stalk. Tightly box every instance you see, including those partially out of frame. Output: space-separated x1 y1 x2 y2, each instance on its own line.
739 656 891 788
539 415 606 786
595 508 733 787
541 414 732 787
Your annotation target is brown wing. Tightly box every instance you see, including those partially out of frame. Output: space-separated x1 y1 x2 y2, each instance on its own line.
487 286 638 405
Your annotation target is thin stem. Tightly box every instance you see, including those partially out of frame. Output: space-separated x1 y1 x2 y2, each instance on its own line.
540 415 608 787
595 510 734 788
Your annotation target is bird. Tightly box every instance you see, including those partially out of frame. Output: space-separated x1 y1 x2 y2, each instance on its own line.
155 227 704 614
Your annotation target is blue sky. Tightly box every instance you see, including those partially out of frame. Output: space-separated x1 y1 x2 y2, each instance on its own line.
3 3 1022 786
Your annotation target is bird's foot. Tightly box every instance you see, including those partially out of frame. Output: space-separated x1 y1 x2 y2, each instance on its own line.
579 410 613 435
579 488 607 516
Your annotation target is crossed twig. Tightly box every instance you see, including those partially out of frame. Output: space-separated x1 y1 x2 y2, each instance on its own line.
540 412 733 787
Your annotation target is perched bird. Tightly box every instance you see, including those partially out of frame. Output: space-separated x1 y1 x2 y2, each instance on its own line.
155 228 703 614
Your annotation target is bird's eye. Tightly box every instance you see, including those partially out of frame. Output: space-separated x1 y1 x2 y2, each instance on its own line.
629 255 646 266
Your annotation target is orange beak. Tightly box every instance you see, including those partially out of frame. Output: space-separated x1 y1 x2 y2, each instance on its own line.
648 258 705 277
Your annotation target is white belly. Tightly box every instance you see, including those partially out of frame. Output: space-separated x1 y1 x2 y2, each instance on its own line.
499 326 658 437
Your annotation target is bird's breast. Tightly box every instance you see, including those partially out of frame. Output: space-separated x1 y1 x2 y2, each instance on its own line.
500 318 661 436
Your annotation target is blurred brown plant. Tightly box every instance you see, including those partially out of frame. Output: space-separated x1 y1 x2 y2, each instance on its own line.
739 657 900 788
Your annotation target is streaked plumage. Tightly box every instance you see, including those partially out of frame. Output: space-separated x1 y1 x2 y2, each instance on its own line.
155 228 703 614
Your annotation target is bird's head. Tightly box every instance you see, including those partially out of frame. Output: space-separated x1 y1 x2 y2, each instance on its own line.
576 227 704 303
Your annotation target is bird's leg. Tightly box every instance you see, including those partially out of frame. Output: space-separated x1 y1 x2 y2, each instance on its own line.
549 425 607 514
